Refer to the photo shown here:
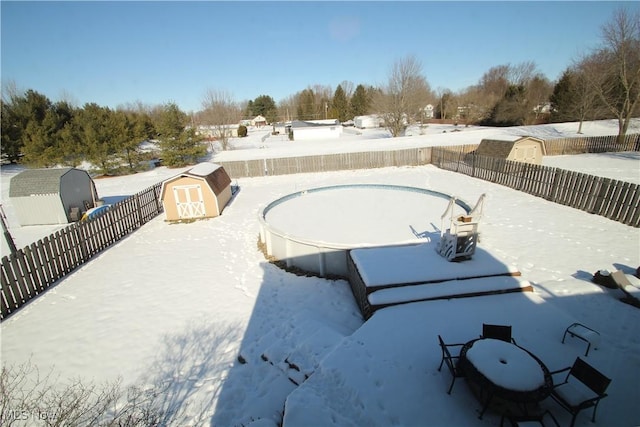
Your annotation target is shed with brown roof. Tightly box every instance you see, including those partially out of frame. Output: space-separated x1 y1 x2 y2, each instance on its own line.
160 163 232 221
476 136 546 165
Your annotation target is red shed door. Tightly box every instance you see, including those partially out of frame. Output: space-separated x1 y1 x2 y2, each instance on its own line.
173 184 205 219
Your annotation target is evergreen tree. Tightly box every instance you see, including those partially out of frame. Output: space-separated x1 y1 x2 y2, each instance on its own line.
3 90 52 164
350 84 371 117
252 95 278 123
550 70 578 123
245 100 254 118
22 104 74 167
75 103 120 174
156 103 206 167
331 85 349 122
296 89 316 120
486 85 528 126
1 99 22 163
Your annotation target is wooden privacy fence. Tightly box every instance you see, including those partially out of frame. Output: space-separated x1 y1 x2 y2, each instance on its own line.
218 147 433 178
1 133 637 319
432 147 640 228
218 134 639 179
543 133 640 155
0 182 163 320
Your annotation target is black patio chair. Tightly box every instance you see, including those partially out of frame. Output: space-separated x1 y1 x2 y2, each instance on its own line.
437 335 465 394
482 323 517 344
549 357 611 427
500 409 560 427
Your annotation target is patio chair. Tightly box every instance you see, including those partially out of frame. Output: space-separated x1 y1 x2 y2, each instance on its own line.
549 357 611 427
437 335 465 394
562 322 600 357
481 323 517 344
500 409 560 427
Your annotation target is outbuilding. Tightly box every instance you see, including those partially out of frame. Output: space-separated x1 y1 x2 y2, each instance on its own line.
9 168 99 226
475 136 546 165
354 115 382 129
289 119 343 141
160 163 232 221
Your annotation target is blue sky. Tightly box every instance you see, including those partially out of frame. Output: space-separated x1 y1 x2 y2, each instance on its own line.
2 1 638 112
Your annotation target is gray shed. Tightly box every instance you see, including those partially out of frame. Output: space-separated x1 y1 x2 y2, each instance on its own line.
9 168 99 226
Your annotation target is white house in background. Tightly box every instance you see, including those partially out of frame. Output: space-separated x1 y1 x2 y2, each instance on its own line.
422 104 434 119
354 115 382 129
289 119 343 141
197 125 239 139
252 115 267 127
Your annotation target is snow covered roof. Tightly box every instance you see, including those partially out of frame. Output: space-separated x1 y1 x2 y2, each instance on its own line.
291 119 339 128
187 162 222 177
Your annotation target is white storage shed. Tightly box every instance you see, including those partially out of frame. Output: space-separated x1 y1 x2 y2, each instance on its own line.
9 168 98 226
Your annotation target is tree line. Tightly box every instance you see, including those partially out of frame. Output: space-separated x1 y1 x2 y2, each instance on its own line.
2 7 638 170
1 92 206 171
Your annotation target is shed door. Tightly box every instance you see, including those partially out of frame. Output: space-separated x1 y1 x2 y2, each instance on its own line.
514 145 537 163
173 185 205 219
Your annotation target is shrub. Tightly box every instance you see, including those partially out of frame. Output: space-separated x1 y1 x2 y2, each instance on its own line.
237 125 248 137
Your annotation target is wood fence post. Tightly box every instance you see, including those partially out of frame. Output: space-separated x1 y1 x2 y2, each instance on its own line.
135 194 143 227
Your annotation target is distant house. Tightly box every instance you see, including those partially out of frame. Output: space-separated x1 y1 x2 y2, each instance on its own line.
252 115 267 127
289 119 343 141
476 136 546 165
160 163 232 221
354 115 382 129
9 168 98 226
422 104 434 120
197 125 239 139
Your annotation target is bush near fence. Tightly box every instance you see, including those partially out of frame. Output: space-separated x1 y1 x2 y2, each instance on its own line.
1 133 638 320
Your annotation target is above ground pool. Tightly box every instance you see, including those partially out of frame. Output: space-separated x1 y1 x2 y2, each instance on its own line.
258 184 471 277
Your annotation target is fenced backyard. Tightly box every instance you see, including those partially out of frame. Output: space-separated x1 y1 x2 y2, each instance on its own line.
1 133 638 320
1 183 163 319
431 134 640 228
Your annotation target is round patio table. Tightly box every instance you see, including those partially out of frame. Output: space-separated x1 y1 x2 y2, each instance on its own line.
459 338 553 419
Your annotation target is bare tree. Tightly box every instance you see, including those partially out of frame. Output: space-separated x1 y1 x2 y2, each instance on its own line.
457 86 490 125
578 7 640 144
339 80 355 99
550 67 603 133
201 89 242 150
376 55 432 137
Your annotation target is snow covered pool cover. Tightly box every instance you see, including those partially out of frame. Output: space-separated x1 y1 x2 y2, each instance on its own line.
262 184 469 246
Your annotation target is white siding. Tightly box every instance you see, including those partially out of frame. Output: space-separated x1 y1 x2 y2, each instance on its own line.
293 126 343 141
12 194 68 226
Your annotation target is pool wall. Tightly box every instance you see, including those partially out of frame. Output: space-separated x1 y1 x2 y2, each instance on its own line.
258 184 472 278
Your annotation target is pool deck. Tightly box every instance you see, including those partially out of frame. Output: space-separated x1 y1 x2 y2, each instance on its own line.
347 242 525 319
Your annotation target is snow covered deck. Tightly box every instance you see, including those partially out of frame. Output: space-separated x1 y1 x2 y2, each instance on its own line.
347 243 523 319
282 292 588 427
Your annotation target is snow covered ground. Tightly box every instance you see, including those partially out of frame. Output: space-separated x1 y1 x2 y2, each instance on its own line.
1 120 639 426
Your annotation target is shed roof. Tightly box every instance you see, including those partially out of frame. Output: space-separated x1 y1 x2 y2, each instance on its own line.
291 119 339 128
162 163 231 196
9 168 75 197
188 162 222 177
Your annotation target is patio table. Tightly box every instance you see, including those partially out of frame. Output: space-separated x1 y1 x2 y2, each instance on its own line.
459 338 553 419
